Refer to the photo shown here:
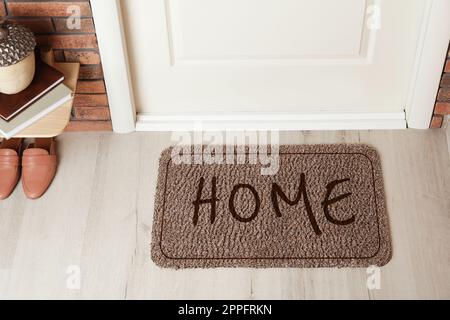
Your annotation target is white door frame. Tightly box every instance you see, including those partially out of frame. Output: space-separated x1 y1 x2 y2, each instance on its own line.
91 0 450 133
90 0 136 133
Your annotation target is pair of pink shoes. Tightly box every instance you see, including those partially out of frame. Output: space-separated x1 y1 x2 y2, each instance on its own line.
0 138 57 200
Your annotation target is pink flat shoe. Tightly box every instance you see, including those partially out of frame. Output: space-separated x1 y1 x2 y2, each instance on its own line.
22 138 57 200
0 138 23 200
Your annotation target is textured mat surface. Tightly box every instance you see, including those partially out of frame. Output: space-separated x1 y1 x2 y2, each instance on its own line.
151 145 392 269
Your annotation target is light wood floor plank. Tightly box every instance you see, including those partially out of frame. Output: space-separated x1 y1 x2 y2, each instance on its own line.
0 134 100 299
446 125 450 158
0 130 449 299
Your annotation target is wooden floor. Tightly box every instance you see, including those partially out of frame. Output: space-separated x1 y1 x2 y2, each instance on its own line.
0 130 449 300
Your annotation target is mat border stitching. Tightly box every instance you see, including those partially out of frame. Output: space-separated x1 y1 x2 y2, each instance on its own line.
158 151 382 261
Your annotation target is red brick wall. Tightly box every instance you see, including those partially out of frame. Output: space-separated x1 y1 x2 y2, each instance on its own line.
1 0 112 132
431 44 450 129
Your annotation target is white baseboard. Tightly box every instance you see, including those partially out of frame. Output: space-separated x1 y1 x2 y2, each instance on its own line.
136 112 407 131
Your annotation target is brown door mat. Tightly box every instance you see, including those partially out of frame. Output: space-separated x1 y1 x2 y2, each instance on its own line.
151 144 392 269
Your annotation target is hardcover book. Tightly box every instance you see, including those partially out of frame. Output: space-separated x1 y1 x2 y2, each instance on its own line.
0 83 72 139
0 60 65 121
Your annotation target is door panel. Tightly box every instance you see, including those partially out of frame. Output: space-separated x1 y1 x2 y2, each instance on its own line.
168 0 366 61
121 0 427 115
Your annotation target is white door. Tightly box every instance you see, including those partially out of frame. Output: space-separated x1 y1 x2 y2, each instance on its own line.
120 0 430 129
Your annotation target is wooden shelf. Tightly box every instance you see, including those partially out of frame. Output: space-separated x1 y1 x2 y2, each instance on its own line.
11 48 79 138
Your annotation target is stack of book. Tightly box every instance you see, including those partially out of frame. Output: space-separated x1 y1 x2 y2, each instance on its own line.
0 59 72 139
